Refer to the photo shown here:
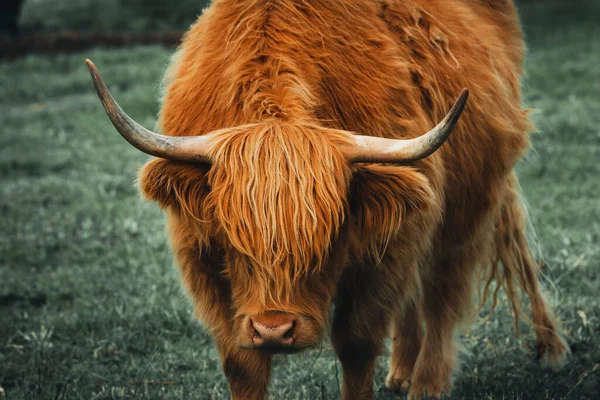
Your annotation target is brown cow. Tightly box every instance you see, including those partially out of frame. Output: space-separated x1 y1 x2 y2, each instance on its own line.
87 0 569 398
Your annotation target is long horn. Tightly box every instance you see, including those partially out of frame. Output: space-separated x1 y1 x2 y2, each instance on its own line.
86 59 213 162
342 89 469 163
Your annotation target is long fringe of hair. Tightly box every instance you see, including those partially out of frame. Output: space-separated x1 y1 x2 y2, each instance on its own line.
199 123 352 303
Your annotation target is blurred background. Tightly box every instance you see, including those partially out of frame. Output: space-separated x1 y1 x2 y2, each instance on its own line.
2 0 208 36
0 0 598 399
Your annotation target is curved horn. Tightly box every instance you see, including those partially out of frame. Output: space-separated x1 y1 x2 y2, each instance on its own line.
86 59 214 162
342 89 469 163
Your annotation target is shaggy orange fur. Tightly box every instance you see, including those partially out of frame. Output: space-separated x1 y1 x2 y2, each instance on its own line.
135 0 570 399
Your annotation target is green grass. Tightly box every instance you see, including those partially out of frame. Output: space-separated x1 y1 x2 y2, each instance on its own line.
1 2 599 399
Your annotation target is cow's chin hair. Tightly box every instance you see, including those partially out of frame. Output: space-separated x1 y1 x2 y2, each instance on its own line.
233 312 326 353
238 345 306 355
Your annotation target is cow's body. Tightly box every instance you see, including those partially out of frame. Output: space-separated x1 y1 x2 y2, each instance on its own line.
128 0 570 398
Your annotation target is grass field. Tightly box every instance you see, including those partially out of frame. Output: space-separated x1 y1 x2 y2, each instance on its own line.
1 1 599 399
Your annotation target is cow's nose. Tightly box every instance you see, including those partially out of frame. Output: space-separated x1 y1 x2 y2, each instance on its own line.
250 312 296 348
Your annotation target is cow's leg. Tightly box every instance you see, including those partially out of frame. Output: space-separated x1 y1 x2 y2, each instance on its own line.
169 218 272 399
409 253 474 400
215 339 272 400
385 300 424 393
331 265 398 400
331 333 380 400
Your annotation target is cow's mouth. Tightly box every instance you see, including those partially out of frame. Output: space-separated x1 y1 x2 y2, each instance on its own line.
240 344 304 354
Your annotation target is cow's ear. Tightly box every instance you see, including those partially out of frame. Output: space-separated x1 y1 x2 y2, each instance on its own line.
349 164 435 249
138 158 211 216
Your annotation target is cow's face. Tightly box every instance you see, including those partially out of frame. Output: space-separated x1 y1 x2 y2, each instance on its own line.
140 123 435 353
201 123 352 352
87 61 462 353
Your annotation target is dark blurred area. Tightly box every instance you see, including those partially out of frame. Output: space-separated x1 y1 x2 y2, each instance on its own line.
0 0 24 37
0 0 210 38
0 0 211 58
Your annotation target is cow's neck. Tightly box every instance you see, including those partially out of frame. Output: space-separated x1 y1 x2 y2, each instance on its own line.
238 62 314 124
222 1 317 124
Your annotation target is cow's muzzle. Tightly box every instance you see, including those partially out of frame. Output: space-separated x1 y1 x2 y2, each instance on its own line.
238 311 312 353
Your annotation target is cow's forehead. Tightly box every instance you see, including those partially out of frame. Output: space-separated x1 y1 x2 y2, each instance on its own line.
205 123 351 281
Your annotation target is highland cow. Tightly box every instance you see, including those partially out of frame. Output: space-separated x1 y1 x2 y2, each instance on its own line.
87 0 569 398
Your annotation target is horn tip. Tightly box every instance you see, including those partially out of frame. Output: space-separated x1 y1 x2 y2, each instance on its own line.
451 88 469 116
85 59 97 72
